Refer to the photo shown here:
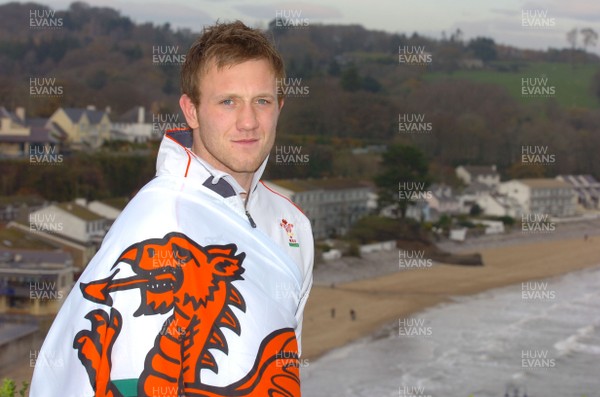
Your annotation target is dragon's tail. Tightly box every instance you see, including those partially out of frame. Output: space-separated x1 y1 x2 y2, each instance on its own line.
185 328 301 397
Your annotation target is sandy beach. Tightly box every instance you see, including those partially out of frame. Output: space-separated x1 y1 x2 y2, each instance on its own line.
301 233 600 361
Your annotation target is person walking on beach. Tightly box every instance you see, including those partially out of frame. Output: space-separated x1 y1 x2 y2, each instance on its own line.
30 20 313 397
350 309 356 321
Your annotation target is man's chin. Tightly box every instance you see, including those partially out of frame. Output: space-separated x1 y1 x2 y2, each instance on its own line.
226 158 266 175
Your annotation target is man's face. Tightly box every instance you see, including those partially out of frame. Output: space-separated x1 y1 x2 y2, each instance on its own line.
184 58 282 182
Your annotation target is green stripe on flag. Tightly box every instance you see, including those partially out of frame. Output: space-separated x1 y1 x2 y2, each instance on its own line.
113 379 138 396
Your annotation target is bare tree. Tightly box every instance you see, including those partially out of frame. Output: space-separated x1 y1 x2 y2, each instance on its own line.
580 27 598 52
566 28 578 68
450 28 463 44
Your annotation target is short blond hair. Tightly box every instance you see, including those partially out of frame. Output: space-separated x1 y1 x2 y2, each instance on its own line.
180 20 285 106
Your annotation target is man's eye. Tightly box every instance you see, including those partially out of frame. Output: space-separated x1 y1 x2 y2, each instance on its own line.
221 99 234 105
257 98 271 105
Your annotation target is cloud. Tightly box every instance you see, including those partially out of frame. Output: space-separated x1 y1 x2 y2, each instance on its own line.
521 0 600 23
45 0 215 31
235 2 342 20
111 1 214 30
490 8 519 17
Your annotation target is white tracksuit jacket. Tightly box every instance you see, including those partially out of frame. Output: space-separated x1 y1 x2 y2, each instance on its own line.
30 128 314 397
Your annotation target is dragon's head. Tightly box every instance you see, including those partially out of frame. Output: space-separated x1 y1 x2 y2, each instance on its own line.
80 233 245 316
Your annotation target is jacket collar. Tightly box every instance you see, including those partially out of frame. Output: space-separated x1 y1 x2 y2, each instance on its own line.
156 128 268 198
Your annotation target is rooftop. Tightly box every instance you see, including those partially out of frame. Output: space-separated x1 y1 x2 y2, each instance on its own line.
517 178 573 189
459 165 499 177
0 227 56 250
267 178 373 192
558 174 600 187
55 202 105 221
0 106 25 127
62 107 110 124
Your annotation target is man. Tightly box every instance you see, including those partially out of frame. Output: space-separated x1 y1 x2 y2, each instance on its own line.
30 21 313 397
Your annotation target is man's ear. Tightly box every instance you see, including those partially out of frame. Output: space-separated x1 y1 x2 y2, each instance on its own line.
278 97 285 111
179 94 199 129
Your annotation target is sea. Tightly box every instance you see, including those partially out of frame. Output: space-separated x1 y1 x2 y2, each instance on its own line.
301 265 600 397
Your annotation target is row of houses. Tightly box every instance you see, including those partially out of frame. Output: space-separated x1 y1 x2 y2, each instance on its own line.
3 170 595 264
0 105 173 156
426 165 596 220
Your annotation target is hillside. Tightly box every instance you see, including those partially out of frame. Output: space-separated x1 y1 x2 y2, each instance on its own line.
427 62 600 108
1 1 600 184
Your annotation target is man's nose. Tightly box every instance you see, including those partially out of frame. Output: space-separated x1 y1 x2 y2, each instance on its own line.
237 103 259 130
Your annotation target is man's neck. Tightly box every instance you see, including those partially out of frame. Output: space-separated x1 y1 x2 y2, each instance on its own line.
232 173 253 194
195 153 254 193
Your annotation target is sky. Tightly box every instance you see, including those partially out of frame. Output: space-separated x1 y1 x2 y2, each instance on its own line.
8 0 600 54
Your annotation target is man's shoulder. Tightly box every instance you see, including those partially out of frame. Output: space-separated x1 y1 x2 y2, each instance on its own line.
108 177 186 231
255 181 308 221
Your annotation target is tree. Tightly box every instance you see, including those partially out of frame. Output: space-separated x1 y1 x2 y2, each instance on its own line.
301 53 314 78
0 378 29 397
340 65 361 92
450 28 463 44
506 162 546 179
327 59 341 76
467 37 497 63
566 28 578 68
566 28 578 50
580 27 598 53
374 144 431 218
362 75 381 93
469 203 482 216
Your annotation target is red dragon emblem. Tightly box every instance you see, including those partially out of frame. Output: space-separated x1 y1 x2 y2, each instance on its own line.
73 232 300 397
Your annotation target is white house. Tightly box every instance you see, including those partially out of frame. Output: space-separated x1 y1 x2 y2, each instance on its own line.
456 165 500 188
426 184 461 214
28 202 109 244
475 193 523 218
497 179 576 217
458 182 494 214
111 106 156 143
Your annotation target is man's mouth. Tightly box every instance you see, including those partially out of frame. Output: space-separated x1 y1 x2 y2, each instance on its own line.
232 138 259 146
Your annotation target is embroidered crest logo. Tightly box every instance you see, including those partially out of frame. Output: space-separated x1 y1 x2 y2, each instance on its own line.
280 219 300 247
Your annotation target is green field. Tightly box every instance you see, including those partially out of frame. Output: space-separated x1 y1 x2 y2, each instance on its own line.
426 62 600 108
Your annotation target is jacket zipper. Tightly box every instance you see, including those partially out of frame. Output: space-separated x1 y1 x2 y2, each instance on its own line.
245 209 257 228
243 193 257 228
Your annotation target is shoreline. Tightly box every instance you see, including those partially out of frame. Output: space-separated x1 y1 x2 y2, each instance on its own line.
301 234 600 361
312 216 600 287
301 263 600 396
